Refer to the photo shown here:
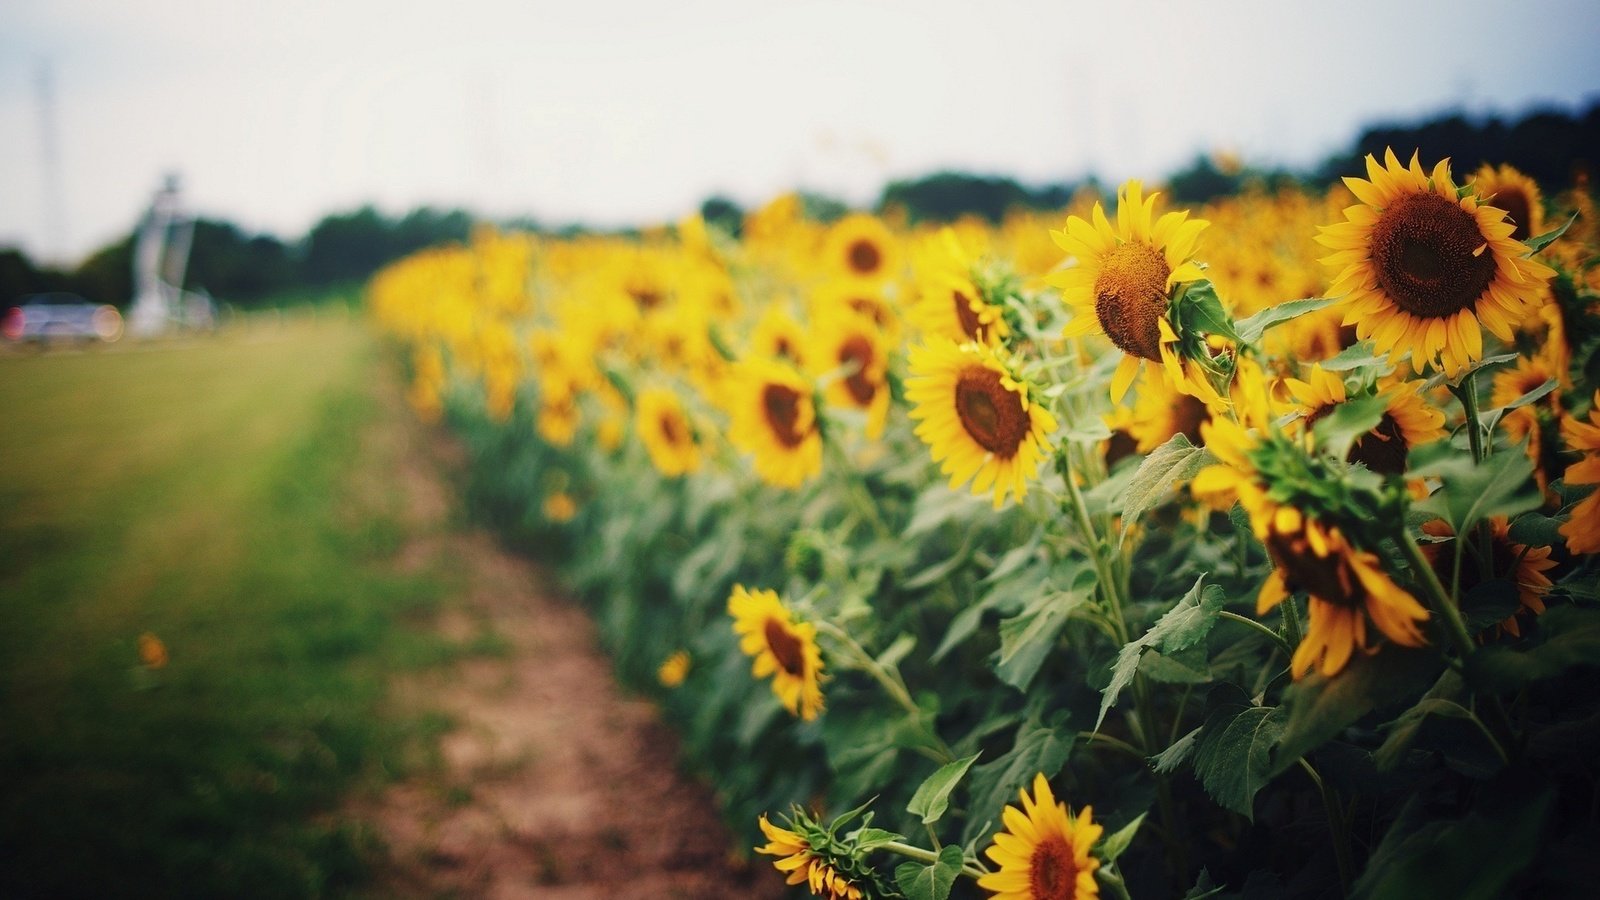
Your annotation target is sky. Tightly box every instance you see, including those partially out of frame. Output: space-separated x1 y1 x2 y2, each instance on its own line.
1 0 1597 264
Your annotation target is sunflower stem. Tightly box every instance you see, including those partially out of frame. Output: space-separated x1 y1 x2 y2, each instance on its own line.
812 620 956 764
877 841 988 880
1451 372 1497 580
1297 758 1352 895
1218 610 1295 658
1099 865 1136 900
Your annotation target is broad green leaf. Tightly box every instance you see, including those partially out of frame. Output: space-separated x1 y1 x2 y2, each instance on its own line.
1319 341 1391 373
1507 512 1565 548
1310 391 1388 464
907 753 981 825
995 582 1094 691
1372 697 1484 773
1410 441 1540 537
905 484 986 538
1099 812 1147 864
1351 789 1552 900
1236 296 1337 345
1151 727 1201 774
1458 579 1521 631
878 632 918 670
963 718 1073 846
1179 280 1244 344
1192 699 1287 820
1273 647 1442 774
1524 212 1577 254
1121 435 1215 544
1096 577 1224 729
1470 606 1600 690
895 845 964 900
1486 377 1558 415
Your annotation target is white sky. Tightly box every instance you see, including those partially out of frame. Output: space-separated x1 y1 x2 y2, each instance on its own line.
2 0 1597 263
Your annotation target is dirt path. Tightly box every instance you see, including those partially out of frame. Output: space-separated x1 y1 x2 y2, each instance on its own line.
358 369 786 899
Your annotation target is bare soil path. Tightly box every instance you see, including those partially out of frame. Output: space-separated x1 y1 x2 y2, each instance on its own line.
357 368 786 899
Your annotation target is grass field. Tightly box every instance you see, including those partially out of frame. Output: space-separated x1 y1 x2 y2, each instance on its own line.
0 313 455 897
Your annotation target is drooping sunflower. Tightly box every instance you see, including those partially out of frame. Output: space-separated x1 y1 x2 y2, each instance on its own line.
807 309 893 438
755 815 862 900
1472 163 1545 243
1421 517 1555 637
1194 418 1430 678
823 212 900 283
1050 180 1214 405
635 386 702 476
977 772 1102 900
1559 392 1600 554
725 357 824 489
1284 366 1446 477
911 228 1010 345
906 339 1058 508
1317 149 1556 377
728 585 825 720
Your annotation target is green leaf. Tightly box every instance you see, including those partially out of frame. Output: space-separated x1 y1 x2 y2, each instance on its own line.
1458 579 1521 631
1507 512 1565 548
1178 280 1244 344
1310 391 1389 463
1351 788 1552 900
1274 648 1443 773
1410 441 1540 536
1320 341 1391 373
1098 812 1147 864
1095 577 1224 729
963 718 1073 846
850 827 904 853
1192 696 1287 820
1524 212 1577 254
1470 606 1600 690
1151 727 1201 774
1121 434 1215 543
905 485 985 538
1372 697 1486 773
907 753 981 825
895 845 964 900
1487 377 1558 414
1235 296 1337 345
995 581 1094 691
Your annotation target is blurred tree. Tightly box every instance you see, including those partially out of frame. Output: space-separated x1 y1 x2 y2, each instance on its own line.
879 172 1030 224
70 235 135 306
699 195 744 237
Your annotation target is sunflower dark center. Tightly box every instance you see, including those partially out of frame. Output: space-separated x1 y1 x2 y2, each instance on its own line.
954 367 1029 458
954 289 985 339
763 617 807 678
1492 188 1534 243
1028 834 1078 900
774 337 799 362
848 296 890 328
847 239 883 276
762 383 807 448
837 336 878 406
1369 192 1498 319
629 287 663 310
660 411 688 447
1171 394 1209 446
1348 413 1409 476
1266 530 1364 609
1094 242 1171 361
1304 406 1410 476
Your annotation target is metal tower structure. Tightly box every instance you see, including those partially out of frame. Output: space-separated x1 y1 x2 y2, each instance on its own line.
127 174 197 336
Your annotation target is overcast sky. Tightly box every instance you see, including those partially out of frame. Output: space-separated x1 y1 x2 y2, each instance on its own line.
2 0 1597 263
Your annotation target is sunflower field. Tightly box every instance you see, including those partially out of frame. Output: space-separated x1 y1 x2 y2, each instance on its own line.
369 152 1600 899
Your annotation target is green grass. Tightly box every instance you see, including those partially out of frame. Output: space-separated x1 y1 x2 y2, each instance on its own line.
0 314 451 898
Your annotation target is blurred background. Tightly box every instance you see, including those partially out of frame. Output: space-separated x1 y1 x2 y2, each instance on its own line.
2 0 1598 310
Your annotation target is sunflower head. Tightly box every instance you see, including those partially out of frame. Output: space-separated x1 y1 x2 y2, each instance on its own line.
1421 517 1554 638
1317 149 1556 377
728 585 825 720
724 357 824 489
1284 367 1445 478
823 213 900 283
1472 163 1545 243
905 339 1058 508
635 386 702 477
756 807 904 900
978 773 1102 900
911 227 1012 346
807 308 893 438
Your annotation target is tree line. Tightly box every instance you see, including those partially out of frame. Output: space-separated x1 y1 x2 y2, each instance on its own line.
5 99 1596 308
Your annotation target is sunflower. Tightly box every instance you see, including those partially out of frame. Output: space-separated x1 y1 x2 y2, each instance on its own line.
810 279 902 346
906 339 1058 508
657 650 690 688
1421 517 1555 637
808 309 893 438
725 357 824 489
911 228 1010 345
1125 371 1213 453
728 585 824 720
823 213 900 282
536 381 581 447
1317 149 1556 377
1491 351 1560 491
1049 180 1215 405
542 490 578 523
1194 418 1430 678
1559 392 1600 554
750 306 810 368
977 773 1102 900
1284 366 1445 477
635 386 702 476
755 815 862 900
1472 163 1545 243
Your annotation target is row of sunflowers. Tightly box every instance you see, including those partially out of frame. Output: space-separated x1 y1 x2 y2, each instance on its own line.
369 152 1599 899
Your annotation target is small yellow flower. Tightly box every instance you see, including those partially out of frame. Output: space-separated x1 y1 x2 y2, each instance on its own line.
138 632 169 670
543 491 578 523
657 650 691 688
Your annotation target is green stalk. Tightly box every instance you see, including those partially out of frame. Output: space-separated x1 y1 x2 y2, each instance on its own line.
813 620 956 764
1218 610 1294 658
1298 759 1352 895
878 841 988 879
